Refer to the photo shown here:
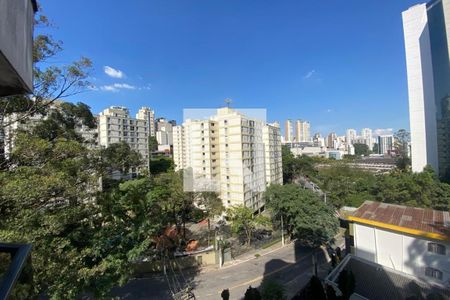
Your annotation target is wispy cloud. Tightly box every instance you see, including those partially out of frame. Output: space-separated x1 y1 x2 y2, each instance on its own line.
139 83 152 90
99 83 136 92
113 83 136 90
104 66 124 78
303 69 316 79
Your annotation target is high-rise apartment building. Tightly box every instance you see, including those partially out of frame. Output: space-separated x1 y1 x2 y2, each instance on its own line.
402 0 450 176
173 107 282 211
155 117 173 146
346 129 357 145
136 107 155 137
378 135 394 154
263 123 283 185
98 106 149 162
284 119 293 143
327 132 337 149
295 120 311 142
361 128 373 149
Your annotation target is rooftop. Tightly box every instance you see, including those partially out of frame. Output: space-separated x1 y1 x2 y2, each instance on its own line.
349 201 450 241
326 255 450 300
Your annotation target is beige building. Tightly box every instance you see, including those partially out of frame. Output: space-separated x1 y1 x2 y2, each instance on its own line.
98 106 150 163
135 106 155 137
284 119 293 143
295 120 310 142
173 107 282 211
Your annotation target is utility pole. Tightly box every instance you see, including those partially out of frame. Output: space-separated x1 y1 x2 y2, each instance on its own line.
281 214 285 246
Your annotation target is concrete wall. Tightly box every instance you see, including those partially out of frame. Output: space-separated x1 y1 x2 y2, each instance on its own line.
0 0 35 95
354 223 450 284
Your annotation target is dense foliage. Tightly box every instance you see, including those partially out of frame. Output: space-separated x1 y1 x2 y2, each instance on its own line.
265 184 339 247
282 148 450 211
226 205 270 246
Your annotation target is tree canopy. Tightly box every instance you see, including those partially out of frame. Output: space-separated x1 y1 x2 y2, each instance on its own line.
265 184 339 247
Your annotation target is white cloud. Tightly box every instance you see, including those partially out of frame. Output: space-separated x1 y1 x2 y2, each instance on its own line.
100 85 119 92
113 83 136 90
303 69 316 79
99 83 137 92
104 66 124 78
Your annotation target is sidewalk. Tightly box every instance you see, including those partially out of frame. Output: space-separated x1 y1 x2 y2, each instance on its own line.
200 239 292 273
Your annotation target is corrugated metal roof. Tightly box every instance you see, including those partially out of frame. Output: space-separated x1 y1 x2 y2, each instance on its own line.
352 201 450 239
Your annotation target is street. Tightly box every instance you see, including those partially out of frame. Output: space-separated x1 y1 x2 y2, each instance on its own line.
111 242 331 300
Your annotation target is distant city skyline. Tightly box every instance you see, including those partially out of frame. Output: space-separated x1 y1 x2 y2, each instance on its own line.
40 0 421 134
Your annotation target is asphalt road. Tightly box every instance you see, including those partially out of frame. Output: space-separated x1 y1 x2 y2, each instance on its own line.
111 242 329 300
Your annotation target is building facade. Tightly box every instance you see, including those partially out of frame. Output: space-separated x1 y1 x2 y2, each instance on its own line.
378 134 394 154
284 119 293 143
173 108 282 211
98 106 149 162
295 120 311 142
263 123 283 186
155 117 174 146
135 107 155 137
361 128 374 149
348 201 450 285
346 129 357 145
402 0 450 176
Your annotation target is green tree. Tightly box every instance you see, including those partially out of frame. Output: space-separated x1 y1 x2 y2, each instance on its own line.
394 129 410 157
196 192 224 230
150 156 174 175
261 281 286 300
148 136 159 153
265 184 339 247
0 131 166 298
100 142 143 175
353 143 370 156
227 205 270 246
293 276 326 300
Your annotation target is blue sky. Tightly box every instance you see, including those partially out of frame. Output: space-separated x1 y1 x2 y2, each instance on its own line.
40 0 420 135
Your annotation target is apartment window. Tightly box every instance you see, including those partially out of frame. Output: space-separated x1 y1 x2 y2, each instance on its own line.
130 120 134 125
130 138 134 142
224 120 228 124
225 144 229 147
226 176 230 179
123 132 128 136
428 243 446 255
425 267 443 280
130 126 135 131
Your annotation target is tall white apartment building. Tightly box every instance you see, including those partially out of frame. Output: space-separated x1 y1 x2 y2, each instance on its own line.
361 128 373 149
295 120 311 142
136 107 155 137
402 0 450 176
378 135 394 154
346 129 357 145
98 106 149 162
173 107 282 211
263 123 283 186
155 118 173 146
284 119 293 143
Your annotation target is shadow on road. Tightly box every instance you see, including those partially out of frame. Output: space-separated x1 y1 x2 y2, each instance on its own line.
252 241 328 300
110 261 201 300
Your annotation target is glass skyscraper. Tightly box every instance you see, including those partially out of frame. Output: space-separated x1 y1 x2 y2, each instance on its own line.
402 0 450 179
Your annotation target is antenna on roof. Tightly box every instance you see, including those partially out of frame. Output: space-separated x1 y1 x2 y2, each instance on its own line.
224 98 232 108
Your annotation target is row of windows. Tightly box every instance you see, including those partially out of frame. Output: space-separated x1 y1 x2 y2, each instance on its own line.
106 117 147 126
